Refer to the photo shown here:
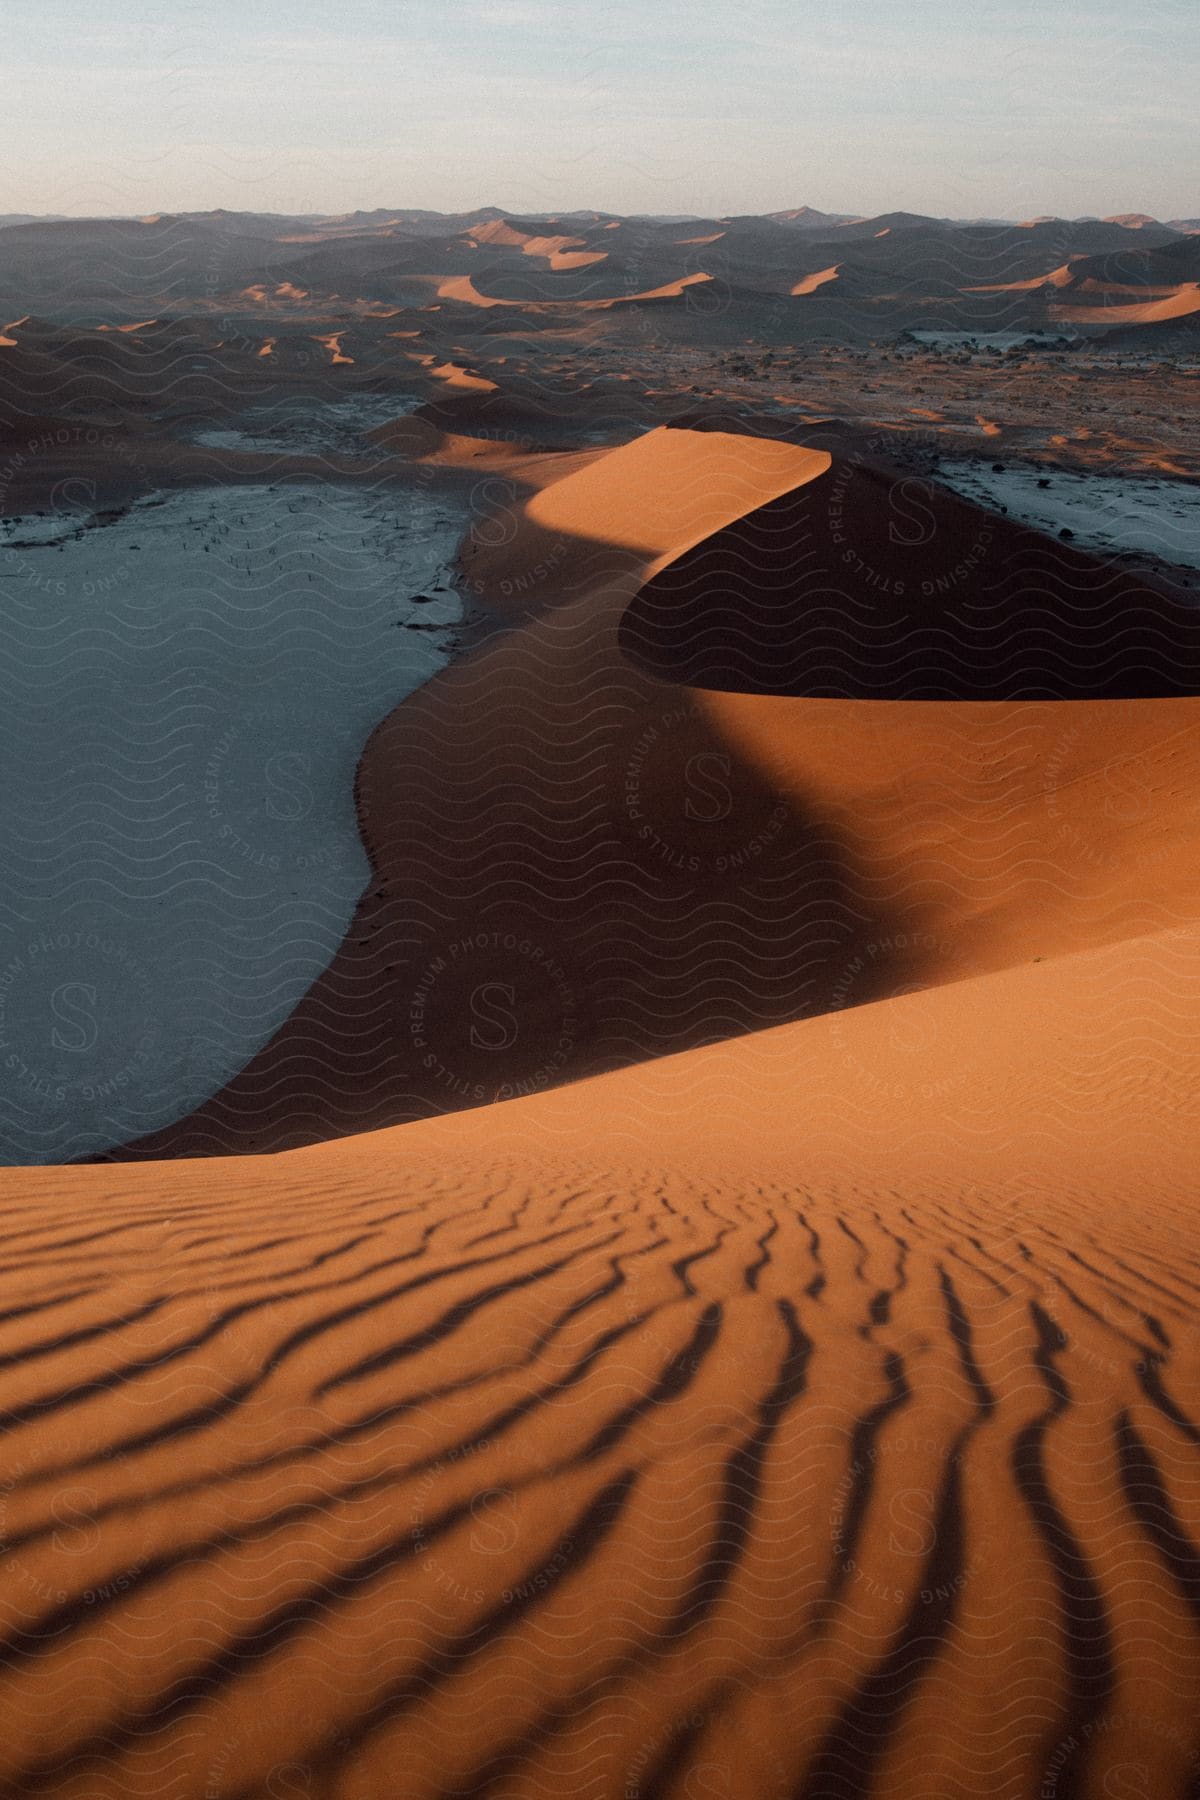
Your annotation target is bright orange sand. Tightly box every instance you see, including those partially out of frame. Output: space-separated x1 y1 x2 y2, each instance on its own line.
3 427 1200 1798
4 943 1200 1798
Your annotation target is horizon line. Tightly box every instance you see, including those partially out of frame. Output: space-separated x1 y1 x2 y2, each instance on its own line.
2 203 1197 227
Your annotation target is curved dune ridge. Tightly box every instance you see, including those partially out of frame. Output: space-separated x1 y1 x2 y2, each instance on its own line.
434 272 714 311
5 420 1200 1796
1052 282 1200 327
5 940 1200 1798
618 447 1200 700
790 265 841 296
103 422 1200 1161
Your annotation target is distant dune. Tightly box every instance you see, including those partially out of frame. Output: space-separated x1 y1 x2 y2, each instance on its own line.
2 205 1196 345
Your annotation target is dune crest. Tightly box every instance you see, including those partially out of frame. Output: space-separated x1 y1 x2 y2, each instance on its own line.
790 264 841 295
95 422 1200 1162
1053 281 1200 324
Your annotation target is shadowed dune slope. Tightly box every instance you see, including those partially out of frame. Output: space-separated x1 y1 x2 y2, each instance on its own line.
98 424 1200 1159
5 932 1200 1798
619 452 1200 700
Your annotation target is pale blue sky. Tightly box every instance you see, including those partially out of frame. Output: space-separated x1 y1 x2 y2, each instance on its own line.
0 0 1196 219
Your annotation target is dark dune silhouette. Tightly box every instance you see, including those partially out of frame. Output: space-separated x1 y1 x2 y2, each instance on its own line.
620 444 1200 700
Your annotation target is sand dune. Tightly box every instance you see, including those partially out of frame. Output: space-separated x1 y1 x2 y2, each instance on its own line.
790 265 841 295
429 359 499 392
435 275 533 308
619 450 1200 698
464 221 609 272
4 919 1200 1797
3 206 1195 348
436 271 714 311
966 263 1076 292
1053 282 1200 326
100 422 1200 1161
3 342 1200 1796
313 331 354 364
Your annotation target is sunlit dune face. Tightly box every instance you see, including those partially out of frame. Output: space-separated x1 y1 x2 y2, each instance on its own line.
96 318 159 333
467 219 534 248
543 249 608 270
524 425 829 557
518 233 585 257
1077 277 1183 296
790 265 840 296
436 271 714 310
1052 281 1200 324
613 272 713 307
313 331 354 363
966 263 1075 292
436 274 520 308
430 360 498 392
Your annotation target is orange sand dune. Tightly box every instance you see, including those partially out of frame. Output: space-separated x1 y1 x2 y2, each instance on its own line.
518 420 826 555
95 317 160 333
429 359 499 392
436 271 714 310
435 275 528 308
1053 281 1200 324
1076 278 1181 296
467 220 538 248
543 248 609 270
966 263 1076 292
107 422 1200 1162
7 414 1200 1797
519 236 605 270
790 264 841 295
312 330 353 364
5 921 1200 1798
465 222 608 271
